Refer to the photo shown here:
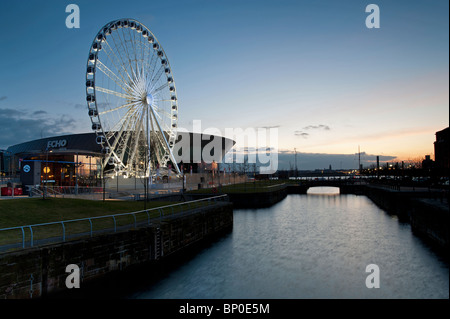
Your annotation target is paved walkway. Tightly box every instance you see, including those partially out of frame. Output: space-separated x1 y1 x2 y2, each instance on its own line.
0 195 29 200
368 184 447 193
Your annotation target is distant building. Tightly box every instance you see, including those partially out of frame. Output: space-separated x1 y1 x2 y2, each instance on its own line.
422 155 434 170
434 127 449 170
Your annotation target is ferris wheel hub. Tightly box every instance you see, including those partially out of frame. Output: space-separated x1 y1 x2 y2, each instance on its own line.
146 93 154 106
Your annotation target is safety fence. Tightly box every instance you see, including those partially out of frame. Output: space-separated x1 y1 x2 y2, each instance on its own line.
0 195 228 252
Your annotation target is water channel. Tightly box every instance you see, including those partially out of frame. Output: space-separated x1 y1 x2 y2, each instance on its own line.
129 187 449 299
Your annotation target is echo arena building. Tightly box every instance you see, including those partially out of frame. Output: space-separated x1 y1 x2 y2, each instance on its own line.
1 132 234 189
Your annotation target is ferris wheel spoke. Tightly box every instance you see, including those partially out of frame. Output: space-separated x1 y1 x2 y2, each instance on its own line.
149 105 180 174
130 28 140 77
100 103 138 120
160 109 174 119
149 112 164 167
104 103 140 135
151 105 171 124
96 86 134 100
151 82 169 95
127 109 146 169
117 130 133 164
101 39 129 81
108 106 140 160
152 109 167 125
126 27 138 78
149 55 160 81
139 39 146 80
110 28 133 84
118 28 137 78
102 39 134 85
150 64 165 86
109 36 142 93
147 48 157 79
130 64 144 92
146 48 163 85
96 59 133 93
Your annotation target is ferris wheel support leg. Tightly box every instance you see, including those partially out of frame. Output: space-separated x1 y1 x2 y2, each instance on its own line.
149 106 181 175
147 107 154 185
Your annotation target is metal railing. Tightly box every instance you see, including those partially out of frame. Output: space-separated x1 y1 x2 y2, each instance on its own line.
27 186 104 197
214 182 287 193
0 195 228 251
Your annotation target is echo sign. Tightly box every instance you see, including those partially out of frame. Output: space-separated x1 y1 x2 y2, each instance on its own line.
47 139 67 149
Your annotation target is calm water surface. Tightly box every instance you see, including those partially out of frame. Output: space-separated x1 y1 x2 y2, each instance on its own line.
130 188 449 299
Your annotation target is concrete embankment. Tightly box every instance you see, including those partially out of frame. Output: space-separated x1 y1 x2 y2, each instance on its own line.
409 198 449 249
226 187 287 208
0 202 233 299
364 185 449 249
185 186 288 208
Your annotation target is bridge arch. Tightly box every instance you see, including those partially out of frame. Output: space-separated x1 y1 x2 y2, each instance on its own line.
307 186 340 195
287 180 364 195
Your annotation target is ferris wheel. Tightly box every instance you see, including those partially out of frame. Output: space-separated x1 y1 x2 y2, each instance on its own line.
85 18 180 178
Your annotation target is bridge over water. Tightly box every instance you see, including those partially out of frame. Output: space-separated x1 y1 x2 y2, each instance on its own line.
286 180 367 194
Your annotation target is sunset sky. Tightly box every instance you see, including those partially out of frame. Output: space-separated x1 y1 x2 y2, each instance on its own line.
0 0 448 169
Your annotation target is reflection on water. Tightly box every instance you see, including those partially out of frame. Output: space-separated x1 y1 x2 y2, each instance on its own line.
130 194 449 299
307 186 340 195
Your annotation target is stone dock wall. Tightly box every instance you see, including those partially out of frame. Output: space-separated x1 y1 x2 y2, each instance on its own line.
0 202 233 299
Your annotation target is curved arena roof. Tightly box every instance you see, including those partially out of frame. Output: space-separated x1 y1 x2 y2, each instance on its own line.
7 132 235 164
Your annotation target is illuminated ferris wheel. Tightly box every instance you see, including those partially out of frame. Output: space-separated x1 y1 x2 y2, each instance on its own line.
85 18 180 177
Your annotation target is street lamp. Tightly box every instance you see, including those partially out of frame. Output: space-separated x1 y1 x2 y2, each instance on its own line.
43 148 47 199
43 147 52 200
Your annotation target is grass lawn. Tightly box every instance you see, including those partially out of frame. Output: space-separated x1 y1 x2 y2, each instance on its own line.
0 197 212 248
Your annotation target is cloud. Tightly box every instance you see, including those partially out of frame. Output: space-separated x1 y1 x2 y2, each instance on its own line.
73 101 110 110
278 149 294 154
295 124 330 139
0 108 25 118
294 131 309 138
55 100 87 110
0 108 77 149
32 110 47 116
0 96 7 101
258 125 280 129
303 124 330 131
230 146 277 154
